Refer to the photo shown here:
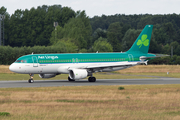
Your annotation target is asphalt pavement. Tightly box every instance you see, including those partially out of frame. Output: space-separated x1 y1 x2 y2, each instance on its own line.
0 78 180 88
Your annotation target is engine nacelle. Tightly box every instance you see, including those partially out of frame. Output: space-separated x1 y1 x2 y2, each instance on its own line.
69 69 88 80
39 74 57 78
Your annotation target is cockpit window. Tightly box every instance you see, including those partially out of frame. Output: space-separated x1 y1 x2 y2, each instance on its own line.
16 60 21 63
15 60 27 63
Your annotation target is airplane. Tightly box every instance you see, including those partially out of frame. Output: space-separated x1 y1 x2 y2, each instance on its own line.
9 25 157 83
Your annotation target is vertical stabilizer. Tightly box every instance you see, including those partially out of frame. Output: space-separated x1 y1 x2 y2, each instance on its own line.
126 25 153 54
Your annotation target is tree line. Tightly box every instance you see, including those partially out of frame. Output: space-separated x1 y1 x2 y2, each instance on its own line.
0 45 78 65
1 5 180 64
0 5 76 47
0 45 179 65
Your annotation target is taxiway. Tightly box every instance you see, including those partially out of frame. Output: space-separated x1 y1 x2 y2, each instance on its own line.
0 78 180 88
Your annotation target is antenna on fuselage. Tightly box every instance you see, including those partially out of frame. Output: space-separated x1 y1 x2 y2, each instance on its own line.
32 52 34 55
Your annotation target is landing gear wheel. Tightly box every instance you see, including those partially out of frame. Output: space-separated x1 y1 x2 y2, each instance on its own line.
28 79 34 83
88 77 96 82
28 74 34 83
68 77 75 81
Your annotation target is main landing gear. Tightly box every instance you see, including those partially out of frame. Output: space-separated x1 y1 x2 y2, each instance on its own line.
28 74 34 83
68 76 75 82
88 77 96 82
88 72 96 82
68 76 96 82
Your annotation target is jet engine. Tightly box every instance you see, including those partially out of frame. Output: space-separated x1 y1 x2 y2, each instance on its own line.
69 69 88 80
39 74 57 78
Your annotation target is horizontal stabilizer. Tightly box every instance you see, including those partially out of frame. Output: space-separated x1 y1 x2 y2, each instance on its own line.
140 55 169 61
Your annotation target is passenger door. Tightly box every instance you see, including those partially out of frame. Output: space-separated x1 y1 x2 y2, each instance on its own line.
128 54 134 62
32 56 38 67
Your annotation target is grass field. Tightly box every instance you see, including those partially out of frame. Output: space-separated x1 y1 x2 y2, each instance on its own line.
0 85 180 120
0 65 180 119
0 73 153 81
0 65 180 80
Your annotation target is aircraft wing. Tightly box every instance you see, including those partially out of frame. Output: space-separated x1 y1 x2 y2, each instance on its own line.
68 62 140 73
68 54 169 72
84 62 138 69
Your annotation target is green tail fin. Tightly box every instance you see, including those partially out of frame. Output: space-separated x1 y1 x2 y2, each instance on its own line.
126 25 153 54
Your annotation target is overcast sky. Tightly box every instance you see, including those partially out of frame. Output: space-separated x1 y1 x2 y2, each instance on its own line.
1 0 180 17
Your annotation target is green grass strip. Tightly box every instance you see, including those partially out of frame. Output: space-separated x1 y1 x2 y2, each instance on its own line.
0 112 10 116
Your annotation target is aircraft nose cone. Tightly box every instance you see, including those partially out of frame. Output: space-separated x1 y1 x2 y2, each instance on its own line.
9 63 15 72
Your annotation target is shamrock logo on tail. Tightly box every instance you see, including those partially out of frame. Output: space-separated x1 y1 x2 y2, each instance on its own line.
137 34 149 48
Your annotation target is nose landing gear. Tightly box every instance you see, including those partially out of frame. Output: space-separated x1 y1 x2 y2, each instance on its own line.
28 74 34 83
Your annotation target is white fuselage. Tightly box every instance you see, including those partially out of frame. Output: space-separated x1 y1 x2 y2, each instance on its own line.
9 61 138 74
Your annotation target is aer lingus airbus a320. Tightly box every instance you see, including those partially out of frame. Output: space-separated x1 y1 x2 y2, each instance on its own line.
9 25 157 83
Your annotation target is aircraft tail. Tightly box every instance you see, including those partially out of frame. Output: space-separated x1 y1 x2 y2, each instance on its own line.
126 25 153 54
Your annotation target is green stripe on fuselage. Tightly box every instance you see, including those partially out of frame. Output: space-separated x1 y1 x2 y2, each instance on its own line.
15 52 155 64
